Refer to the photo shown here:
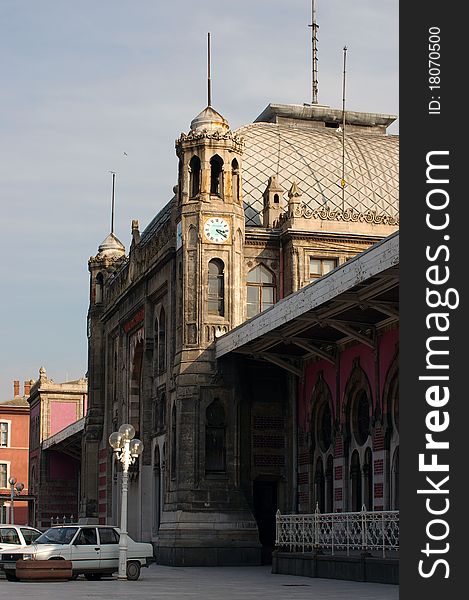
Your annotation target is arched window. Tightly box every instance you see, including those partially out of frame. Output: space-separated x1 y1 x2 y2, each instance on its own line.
189 155 201 198
246 265 275 318
170 404 177 480
350 450 362 512
95 272 104 303
317 401 332 453
352 390 371 446
210 155 223 196
205 399 226 472
273 194 279 204
208 259 225 316
310 377 334 513
158 308 166 373
231 158 239 200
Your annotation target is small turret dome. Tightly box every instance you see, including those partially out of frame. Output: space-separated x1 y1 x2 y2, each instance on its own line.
190 106 230 133
97 233 125 258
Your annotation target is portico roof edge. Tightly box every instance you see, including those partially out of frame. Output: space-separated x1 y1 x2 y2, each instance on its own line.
215 231 399 358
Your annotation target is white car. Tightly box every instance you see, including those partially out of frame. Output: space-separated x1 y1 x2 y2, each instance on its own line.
0 525 42 551
0 524 154 581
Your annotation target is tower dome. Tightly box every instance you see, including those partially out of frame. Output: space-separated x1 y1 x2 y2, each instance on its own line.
97 232 125 259
190 106 230 133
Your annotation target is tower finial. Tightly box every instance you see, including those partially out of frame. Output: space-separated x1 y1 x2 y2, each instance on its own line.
309 0 319 104
207 32 212 107
109 171 116 234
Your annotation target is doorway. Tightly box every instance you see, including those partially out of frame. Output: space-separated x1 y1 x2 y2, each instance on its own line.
253 480 277 564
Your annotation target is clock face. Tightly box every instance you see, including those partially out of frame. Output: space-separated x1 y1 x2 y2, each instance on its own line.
203 217 230 244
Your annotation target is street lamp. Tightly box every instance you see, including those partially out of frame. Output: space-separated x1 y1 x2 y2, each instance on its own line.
8 477 24 525
108 423 143 580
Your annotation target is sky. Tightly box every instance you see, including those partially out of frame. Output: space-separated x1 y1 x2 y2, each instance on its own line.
0 0 398 401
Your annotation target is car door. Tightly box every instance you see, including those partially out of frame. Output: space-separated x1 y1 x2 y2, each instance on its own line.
70 527 100 571
20 527 41 546
97 527 120 574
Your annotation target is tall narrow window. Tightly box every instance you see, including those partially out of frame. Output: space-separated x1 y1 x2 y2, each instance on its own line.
208 259 225 316
326 455 334 513
129 339 143 437
246 264 275 317
95 272 104 303
314 457 325 512
189 155 201 198
210 155 223 196
391 447 399 510
171 404 177 480
153 446 161 533
363 447 373 511
350 450 362 512
231 158 239 200
0 422 9 447
0 463 7 488
205 399 226 472
158 308 166 373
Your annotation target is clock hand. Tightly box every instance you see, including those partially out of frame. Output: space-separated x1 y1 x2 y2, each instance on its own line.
216 229 227 238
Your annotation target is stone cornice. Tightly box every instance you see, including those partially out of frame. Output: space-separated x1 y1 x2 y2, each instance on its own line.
176 129 244 153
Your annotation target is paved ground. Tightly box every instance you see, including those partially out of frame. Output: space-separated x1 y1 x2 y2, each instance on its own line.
0 563 398 599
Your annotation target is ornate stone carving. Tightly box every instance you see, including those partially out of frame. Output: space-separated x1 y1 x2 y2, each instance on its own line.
176 129 244 153
279 205 399 226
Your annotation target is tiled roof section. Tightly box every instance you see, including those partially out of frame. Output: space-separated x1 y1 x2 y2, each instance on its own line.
139 198 175 246
0 398 30 407
236 122 399 227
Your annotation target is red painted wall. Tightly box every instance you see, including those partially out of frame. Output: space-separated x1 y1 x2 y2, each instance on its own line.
0 406 30 525
299 328 398 430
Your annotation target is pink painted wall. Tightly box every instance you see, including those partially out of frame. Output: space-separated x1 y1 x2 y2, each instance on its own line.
50 402 77 436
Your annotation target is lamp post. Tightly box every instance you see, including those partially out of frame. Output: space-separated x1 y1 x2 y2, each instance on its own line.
108 424 143 580
8 477 24 525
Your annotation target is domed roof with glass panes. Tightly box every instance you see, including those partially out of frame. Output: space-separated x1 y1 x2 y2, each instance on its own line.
237 103 398 227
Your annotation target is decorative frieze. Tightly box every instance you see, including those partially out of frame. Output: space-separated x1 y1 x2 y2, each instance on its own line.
279 205 399 226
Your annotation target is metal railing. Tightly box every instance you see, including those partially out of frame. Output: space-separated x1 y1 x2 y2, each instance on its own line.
275 505 399 558
50 515 75 526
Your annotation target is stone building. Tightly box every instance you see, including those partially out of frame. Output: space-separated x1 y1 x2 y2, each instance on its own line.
28 367 87 527
80 101 398 565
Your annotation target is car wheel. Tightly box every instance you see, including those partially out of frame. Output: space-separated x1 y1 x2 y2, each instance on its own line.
84 573 102 581
126 561 141 581
5 572 19 582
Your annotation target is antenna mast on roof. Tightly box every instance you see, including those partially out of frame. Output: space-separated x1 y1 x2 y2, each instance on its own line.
109 171 116 234
207 32 212 107
340 46 347 212
309 0 319 104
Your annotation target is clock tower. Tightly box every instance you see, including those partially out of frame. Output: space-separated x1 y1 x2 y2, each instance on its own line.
157 108 260 565
175 104 245 350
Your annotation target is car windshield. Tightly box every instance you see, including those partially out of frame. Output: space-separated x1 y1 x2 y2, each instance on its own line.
35 527 79 545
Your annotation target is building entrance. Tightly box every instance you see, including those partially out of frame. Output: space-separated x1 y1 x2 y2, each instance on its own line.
253 480 277 564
